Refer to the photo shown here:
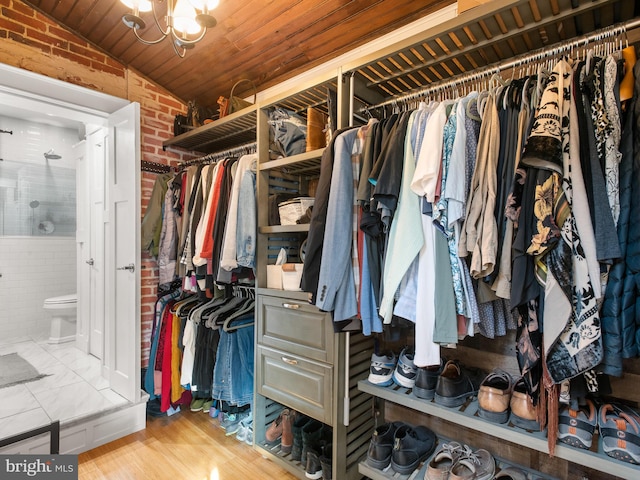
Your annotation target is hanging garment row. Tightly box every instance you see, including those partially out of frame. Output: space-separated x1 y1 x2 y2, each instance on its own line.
144 286 255 415
302 43 639 411
141 150 258 294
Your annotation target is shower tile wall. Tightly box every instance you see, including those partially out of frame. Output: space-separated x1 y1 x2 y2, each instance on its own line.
0 115 79 341
0 237 76 340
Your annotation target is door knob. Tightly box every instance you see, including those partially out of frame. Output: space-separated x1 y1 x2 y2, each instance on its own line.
116 263 135 272
85 258 94 266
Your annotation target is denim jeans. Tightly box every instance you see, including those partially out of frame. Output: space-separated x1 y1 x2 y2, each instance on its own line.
236 169 256 269
212 319 254 406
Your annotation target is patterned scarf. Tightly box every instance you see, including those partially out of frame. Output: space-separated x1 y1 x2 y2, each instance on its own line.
521 60 604 454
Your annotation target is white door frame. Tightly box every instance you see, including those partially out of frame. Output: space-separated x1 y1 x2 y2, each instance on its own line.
0 62 141 403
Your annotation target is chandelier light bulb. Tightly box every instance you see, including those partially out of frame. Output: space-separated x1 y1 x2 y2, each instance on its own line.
120 0 152 13
120 0 216 56
172 0 202 35
188 0 219 11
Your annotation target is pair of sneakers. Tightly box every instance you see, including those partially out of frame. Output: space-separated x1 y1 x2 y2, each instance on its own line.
425 442 495 480
190 397 214 413
368 348 417 389
221 410 251 435
560 399 640 464
235 412 254 445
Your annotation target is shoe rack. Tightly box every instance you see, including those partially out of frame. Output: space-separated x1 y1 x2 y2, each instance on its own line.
358 377 640 480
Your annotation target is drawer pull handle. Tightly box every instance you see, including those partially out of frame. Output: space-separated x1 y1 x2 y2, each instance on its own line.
281 356 298 365
283 303 300 309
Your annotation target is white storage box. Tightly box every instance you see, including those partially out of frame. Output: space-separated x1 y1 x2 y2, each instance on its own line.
282 263 304 291
266 263 304 291
278 197 315 225
267 264 283 289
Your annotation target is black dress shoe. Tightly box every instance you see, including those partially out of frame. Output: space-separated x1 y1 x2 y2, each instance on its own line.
414 359 444 400
390 424 437 475
366 421 406 470
434 360 485 408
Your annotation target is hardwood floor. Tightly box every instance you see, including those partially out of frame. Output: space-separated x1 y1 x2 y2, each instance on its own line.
78 410 299 480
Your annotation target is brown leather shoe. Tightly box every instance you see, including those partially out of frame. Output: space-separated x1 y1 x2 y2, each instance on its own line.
510 378 540 430
281 409 294 453
265 408 289 443
478 370 513 424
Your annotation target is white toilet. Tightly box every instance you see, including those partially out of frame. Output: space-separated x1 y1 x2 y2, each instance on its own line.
43 293 77 344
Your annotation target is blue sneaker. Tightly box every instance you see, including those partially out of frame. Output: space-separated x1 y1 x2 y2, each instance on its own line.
368 352 396 386
392 348 417 389
599 403 640 464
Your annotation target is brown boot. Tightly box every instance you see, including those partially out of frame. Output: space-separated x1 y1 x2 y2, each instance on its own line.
281 410 295 453
265 408 289 443
306 107 327 152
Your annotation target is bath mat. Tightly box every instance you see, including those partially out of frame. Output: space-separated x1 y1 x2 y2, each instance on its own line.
0 353 48 389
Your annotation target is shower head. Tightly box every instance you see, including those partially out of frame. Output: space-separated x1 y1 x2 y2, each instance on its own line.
29 200 40 208
44 149 61 160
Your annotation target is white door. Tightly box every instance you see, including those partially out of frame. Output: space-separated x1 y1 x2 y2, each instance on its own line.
88 130 106 359
106 102 141 403
75 140 90 353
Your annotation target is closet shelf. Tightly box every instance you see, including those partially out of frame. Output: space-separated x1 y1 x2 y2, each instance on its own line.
162 105 258 154
259 149 324 176
256 288 310 302
256 439 307 476
357 435 559 480
346 0 636 103
262 78 338 117
358 381 640 479
259 224 310 234
358 459 427 480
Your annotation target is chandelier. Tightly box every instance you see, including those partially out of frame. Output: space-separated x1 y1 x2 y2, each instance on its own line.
120 0 219 57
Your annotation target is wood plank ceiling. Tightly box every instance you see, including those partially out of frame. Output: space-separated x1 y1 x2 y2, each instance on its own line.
22 0 455 110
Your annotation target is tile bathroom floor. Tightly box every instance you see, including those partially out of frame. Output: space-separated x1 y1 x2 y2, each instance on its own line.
0 337 128 442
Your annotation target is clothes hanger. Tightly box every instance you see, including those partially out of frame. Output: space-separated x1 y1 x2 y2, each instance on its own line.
195 295 235 325
219 290 255 329
222 300 255 332
204 296 244 328
620 26 635 102
172 294 200 316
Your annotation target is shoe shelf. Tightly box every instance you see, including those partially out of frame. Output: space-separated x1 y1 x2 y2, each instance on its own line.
253 397 308 478
256 438 308 477
357 380 640 480
358 459 428 480
358 439 559 480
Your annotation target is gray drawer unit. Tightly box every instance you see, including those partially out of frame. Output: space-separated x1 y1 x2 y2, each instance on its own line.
257 345 333 424
257 294 334 363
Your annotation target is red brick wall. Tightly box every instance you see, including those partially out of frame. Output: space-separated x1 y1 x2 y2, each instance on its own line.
0 0 190 368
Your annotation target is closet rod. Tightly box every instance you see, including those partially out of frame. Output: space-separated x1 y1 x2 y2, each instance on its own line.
181 141 256 167
363 17 640 110
141 159 172 174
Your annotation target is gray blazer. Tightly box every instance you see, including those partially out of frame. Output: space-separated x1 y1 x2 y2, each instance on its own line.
315 128 360 321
